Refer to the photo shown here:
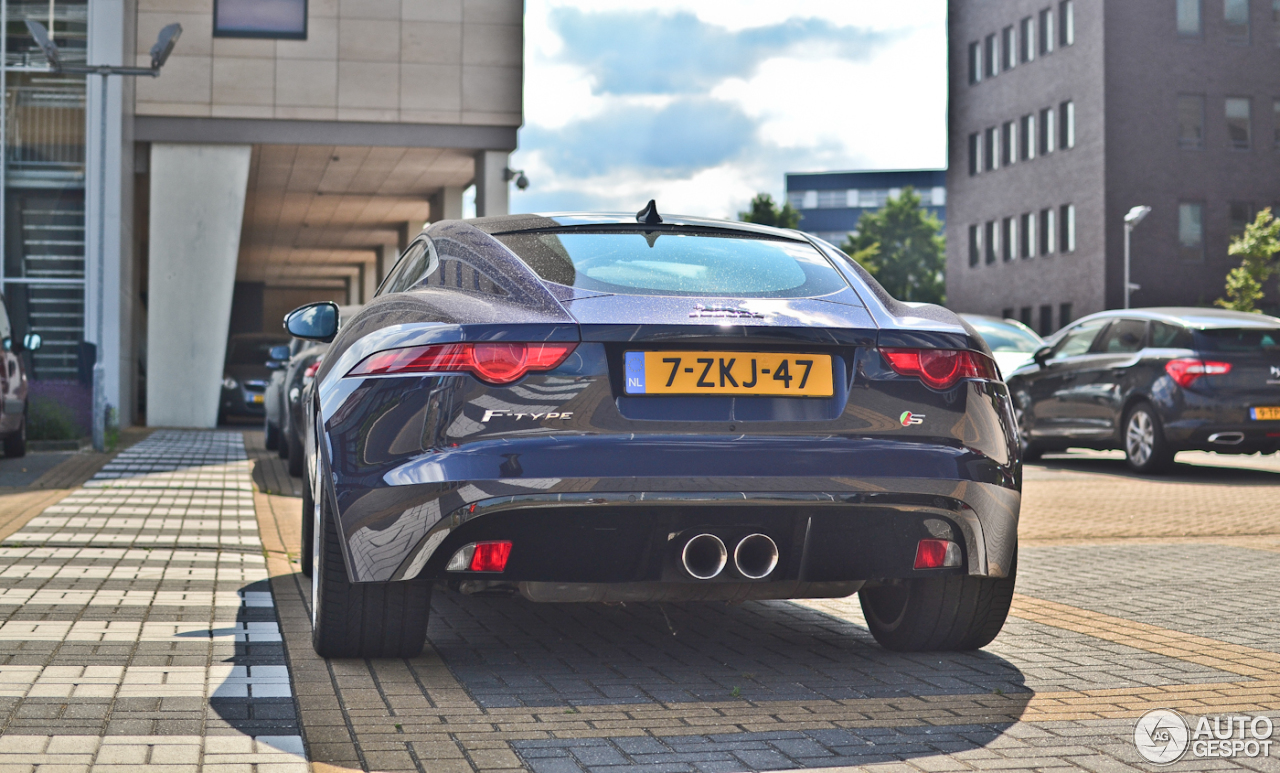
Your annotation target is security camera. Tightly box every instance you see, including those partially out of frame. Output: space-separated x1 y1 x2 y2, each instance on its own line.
515 172 529 191
504 167 530 191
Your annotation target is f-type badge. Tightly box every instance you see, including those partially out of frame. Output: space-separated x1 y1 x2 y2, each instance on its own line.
900 411 925 426
689 304 764 319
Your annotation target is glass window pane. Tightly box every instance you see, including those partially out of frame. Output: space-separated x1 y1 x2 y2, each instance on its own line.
214 0 308 39
1060 0 1074 45
1274 0 1280 45
1225 0 1250 41
1178 95 1205 148
1226 97 1252 149
1178 203 1204 261
1273 98 1280 146
1178 0 1203 34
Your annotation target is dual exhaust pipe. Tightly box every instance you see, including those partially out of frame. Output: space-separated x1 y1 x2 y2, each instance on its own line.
681 533 779 580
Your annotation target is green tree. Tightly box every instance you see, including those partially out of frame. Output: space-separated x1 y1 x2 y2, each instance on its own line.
1217 208 1280 313
841 187 946 304
738 193 801 229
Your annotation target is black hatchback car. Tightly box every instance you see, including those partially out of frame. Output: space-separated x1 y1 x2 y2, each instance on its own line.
1006 307 1280 472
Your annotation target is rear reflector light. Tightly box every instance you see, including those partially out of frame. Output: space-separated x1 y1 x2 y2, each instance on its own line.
445 541 513 572
348 342 577 385
303 359 322 383
914 539 962 569
880 348 999 389
1165 358 1232 388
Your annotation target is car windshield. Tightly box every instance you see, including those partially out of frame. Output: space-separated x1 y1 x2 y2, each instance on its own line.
1196 328 1280 352
966 318 1043 352
494 231 849 298
227 339 287 365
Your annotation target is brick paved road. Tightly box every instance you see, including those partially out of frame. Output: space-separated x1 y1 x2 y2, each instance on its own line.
4 434 1279 772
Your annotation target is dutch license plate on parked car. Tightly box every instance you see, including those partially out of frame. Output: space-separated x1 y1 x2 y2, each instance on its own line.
251 394 264 404
623 351 833 397
1251 406 1280 420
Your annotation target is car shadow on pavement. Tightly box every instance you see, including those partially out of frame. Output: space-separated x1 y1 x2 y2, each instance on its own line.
1033 452 1280 484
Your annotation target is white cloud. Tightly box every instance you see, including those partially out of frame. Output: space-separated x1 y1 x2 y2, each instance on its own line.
512 0 947 219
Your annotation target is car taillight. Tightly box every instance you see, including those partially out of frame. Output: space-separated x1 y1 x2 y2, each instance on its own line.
347 342 577 385
1164 358 1232 388
879 348 999 389
445 541 513 572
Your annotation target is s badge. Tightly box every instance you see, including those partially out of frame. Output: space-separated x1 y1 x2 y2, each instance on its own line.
900 411 925 426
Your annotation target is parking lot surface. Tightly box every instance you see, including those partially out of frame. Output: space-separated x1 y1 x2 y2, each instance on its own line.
1 433 1278 772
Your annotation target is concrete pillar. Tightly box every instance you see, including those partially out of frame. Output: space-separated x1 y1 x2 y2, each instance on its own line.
473 151 509 217
146 143 252 428
361 261 378 303
430 187 466 221
84 0 137 427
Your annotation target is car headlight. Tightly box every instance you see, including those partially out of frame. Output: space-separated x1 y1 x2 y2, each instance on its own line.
223 376 238 390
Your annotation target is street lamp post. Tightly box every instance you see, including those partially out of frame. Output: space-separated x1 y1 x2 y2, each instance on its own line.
24 20 181 451
1123 205 1151 310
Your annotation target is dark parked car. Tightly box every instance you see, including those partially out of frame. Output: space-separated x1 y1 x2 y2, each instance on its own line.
264 340 304 451
220 333 290 422
288 209 1021 658
0 293 41 458
1006 307 1280 472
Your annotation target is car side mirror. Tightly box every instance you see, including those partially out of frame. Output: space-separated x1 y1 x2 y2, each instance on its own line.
1032 345 1051 367
284 302 339 343
269 344 291 361
22 332 42 352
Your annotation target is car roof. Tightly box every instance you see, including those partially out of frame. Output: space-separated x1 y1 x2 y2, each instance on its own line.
464 212 811 241
1071 307 1280 330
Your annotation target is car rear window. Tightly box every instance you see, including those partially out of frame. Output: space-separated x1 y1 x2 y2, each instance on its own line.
493 231 849 298
1196 328 1280 352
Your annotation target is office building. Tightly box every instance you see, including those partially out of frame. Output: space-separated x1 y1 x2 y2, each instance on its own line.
946 0 1280 335
786 169 946 247
1 0 523 429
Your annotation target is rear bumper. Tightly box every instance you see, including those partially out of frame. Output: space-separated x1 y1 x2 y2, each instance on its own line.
330 472 1020 586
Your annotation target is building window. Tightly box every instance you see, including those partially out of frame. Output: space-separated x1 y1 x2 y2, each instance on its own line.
1177 0 1203 35
1178 94 1205 148
1178 203 1204 261
1274 0 1280 45
1002 217 1015 262
1002 307 1015 319
985 127 998 171
1060 204 1076 251
969 224 981 267
985 34 999 78
816 190 846 209
1229 201 1256 235
1002 26 1016 70
1225 0 1251 43
1039 305 1054 336
1040 207 1056 254
1039 107 1056 154
1059 303 1073 327
1227 97 1252 149
214 0 308 39
1274 98 1280 147
969 41 982 84
985 221 997 264
1039 7 1056 54
1060 0 1075 45
969 132 981 175
1001 121 1015 166
1020 17 1036 62
1021 212 1035 257
1020 306 1033 327
1019 115 1036 160
1060 100 1075 148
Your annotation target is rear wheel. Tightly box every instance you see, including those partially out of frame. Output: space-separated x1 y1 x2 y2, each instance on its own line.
264 416 280 450
286 428 304 477
1123 402 1174 474
3 411 27 458
859 553 1017 652
1013 402 1043 462
311 482 431 658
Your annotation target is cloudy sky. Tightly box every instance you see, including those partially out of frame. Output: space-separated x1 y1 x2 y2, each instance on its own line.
498 0 947 220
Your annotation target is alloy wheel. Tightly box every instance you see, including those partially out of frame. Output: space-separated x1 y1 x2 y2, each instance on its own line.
1126 411 1154 467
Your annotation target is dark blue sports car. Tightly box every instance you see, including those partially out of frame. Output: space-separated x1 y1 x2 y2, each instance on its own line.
285 205 1022 658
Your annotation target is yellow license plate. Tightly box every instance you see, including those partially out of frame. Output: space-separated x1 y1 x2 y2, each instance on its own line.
1251 406 1280 420
623 351 833 397
251 394 264 404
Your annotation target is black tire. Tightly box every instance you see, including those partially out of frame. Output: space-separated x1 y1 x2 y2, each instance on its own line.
859 552 1017 652
264 417 280 450
1013 403 1043 462
3 411 27 458
311 484 431 658
1122 401 1175 474
299 481 314 578
286 429 304 477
